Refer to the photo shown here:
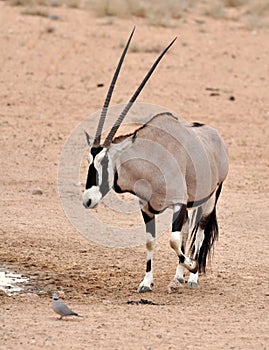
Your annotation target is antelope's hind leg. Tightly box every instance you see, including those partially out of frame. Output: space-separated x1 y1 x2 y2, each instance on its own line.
187 225 204 289
171 217 189 286
137 205 155 293
168 204 198 293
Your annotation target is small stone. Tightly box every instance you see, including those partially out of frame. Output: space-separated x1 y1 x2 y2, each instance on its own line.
48 14 59 20
32 189 43 195
0 290 7 297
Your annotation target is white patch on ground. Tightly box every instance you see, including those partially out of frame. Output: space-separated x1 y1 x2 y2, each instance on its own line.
0 269 28 296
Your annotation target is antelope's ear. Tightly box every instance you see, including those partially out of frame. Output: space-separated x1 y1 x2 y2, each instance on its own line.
84 130 94 147
108 138 133 160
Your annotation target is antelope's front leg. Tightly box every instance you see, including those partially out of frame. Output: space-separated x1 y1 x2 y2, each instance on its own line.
137 208 155 293
168 204 198 293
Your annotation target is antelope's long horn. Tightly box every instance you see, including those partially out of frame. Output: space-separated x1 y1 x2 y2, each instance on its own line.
93 27 136 146
103 37 177 148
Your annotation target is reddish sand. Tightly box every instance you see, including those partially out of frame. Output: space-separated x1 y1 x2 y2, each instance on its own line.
0 2 268 349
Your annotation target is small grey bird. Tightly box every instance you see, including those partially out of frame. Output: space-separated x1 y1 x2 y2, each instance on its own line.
52 292 82 320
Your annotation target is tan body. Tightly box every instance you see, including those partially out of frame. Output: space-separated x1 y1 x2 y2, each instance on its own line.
115 112 228 212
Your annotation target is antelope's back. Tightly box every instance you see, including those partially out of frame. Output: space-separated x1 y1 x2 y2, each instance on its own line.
117 112 228 210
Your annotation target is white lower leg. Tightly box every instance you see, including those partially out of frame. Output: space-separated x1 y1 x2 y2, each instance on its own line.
187 222 206 288
138 232 154 292
170 231 198 273
187 271 199 289
194 228 204 255
174 264 185 283
170 231 181 254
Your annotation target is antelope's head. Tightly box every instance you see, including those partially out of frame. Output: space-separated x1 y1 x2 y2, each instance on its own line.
82 28 176 209
82 133 132 209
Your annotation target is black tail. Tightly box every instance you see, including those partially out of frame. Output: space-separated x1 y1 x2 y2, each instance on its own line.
198 204 219 272
190 183 223 273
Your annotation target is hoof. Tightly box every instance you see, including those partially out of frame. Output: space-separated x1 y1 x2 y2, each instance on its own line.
167 279 183 294
137 285 152 293
187 281 198 289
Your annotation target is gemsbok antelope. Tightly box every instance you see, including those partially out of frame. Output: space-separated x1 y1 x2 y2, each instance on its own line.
82 28 229 292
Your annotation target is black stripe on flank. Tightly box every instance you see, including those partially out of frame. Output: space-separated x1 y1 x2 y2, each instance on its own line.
187 191 215 208
148 202 166 215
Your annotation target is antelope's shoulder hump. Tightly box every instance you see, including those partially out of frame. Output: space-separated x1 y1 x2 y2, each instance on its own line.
133 112 179 137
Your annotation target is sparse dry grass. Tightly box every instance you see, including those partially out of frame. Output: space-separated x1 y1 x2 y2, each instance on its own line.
90 0 198 26
241 1 269 29
21 6 49 16
2 0 84 7
224 0 248 7
203 1 227 19
119 39 163 54
249 1 269 16
2 0 269 29
199 0 269 28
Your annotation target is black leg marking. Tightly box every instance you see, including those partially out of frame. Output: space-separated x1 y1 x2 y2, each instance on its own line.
179 255 185 264
141 210 156 238
146 259 151 273
137 206 156 292
170 205 199 274
172 204 187 232
171 204 187 263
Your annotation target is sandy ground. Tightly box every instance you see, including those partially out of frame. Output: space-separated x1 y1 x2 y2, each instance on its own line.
0 2 269 349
